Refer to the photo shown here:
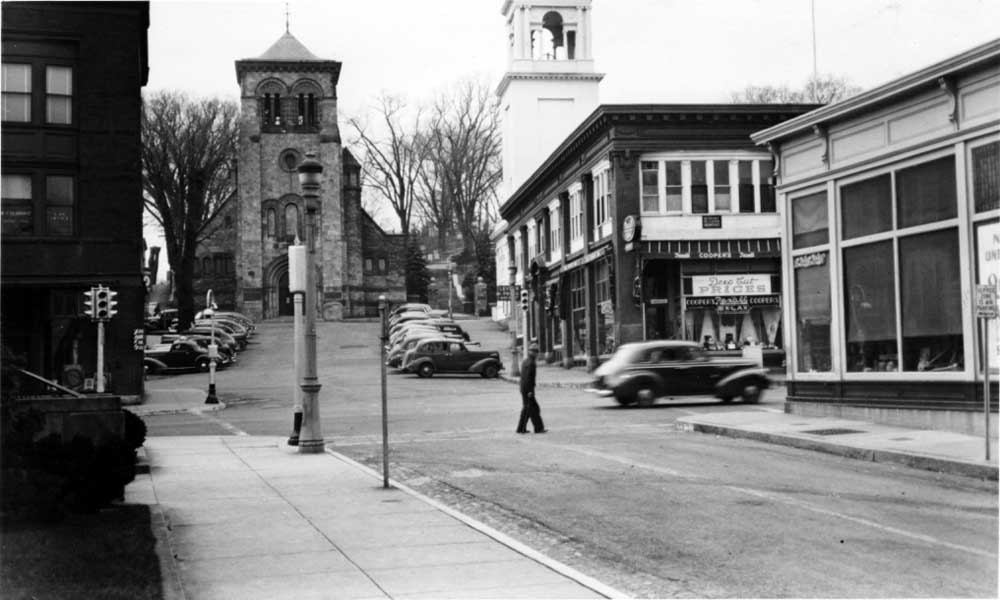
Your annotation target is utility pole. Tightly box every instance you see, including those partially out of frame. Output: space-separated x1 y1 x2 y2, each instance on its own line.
378 295 390 488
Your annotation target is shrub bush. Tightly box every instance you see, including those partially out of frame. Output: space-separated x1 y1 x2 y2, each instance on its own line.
1 346 146 520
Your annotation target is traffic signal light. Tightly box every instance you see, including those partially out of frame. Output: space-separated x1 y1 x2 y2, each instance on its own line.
520 289 529 312
82 288 97 319
94 286 112 320
633 276 643 305
106 289 119 318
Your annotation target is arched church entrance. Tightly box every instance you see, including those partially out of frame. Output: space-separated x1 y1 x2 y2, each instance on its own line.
277 272 293 316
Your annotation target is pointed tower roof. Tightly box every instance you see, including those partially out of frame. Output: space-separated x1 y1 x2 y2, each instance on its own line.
235 30 341 85
255 31 320 61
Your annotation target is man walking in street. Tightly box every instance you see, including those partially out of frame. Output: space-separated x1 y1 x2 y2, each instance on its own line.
517 343 546 434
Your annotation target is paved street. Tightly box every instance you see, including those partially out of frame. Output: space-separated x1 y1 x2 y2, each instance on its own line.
143 320 999 598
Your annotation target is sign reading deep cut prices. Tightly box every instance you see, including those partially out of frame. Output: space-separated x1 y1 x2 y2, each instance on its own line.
691 274 772 296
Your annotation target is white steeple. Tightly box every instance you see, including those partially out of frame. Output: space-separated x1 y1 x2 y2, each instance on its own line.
498 0 603 201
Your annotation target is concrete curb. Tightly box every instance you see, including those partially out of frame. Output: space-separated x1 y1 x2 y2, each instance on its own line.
142 477 188 600
680 421 998 481
324 448 629 600
128 402 228 417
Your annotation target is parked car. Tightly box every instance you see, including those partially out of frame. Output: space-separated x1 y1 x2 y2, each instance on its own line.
388 320 467 347
157 332 238 355
389 303 430 319
401 338 503 379
181 326 243 351
195 309 255 331
194 318 250 342
144 339 232 374
389 311 431 328
387 331 465 368
587 340 771 407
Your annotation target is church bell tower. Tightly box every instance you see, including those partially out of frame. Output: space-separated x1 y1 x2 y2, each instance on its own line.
497 0 604 200
234 31 345 320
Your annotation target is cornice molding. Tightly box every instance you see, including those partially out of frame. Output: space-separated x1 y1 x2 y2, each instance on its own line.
496 71 605 96
235 60 342 83
752 37 1000 145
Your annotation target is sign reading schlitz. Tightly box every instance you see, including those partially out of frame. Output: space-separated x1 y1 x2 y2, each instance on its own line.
691 275 772 296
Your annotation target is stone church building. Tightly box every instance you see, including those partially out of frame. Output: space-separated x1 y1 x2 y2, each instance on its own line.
193 31 405 320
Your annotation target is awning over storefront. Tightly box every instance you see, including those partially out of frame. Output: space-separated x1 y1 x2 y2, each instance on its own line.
641 238 780 259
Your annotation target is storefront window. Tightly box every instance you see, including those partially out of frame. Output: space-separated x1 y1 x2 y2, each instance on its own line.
791 191 828 249
896 156 956 229
842 174 892 239
972 141 999 213
844 241 897 371
900 229 963 371
594 260 614 355
570 268 586 358
794 252 831 372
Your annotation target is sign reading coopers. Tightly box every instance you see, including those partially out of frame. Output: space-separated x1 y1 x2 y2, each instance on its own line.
691 275 772 296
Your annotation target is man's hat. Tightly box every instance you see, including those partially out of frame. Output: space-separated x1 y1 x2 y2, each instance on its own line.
528 343 539 353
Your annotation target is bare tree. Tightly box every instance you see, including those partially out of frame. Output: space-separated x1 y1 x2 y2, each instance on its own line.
414 146 453 254
731 74 863 104
347 94 427 240
142 91 238 330
423 78 502 267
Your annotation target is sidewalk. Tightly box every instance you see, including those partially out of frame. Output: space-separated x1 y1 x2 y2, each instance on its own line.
129 436 622 600
676 411 998 480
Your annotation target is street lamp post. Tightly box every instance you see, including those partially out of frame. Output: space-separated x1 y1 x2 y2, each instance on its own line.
378 295 390 488
287 243 306 445
296 152 324 454
204 290 219 404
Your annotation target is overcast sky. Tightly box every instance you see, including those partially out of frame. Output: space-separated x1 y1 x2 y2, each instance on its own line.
143 0 1000 274
148 0 1000 109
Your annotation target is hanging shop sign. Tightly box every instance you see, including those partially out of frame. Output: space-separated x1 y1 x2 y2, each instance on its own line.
686 294 781 313
691 274 772 296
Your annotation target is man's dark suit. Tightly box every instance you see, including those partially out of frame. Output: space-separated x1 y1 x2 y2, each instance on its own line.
517 352 545 433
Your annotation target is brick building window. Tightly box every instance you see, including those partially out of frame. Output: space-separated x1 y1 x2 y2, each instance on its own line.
45 66 72 124
2 63 31 122
1 172 75 236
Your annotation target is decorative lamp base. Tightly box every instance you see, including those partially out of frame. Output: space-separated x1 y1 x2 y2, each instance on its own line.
205 383 219 404
287 411 302 446
297 438 325 454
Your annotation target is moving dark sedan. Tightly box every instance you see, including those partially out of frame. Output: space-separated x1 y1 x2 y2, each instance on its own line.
588 340 770 406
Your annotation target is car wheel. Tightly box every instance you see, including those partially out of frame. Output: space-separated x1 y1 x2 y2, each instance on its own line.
635 382 656 407
417 363 435 378
720 396 734 403
196 358 210 372
615 392 637 406
742 383 762 404
482 364 499 379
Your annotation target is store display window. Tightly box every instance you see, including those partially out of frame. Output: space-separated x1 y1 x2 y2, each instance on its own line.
793 252 831 372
